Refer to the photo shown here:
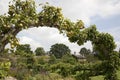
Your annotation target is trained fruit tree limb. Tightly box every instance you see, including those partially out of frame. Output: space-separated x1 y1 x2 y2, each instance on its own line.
0 0 116 59
0 0 84 53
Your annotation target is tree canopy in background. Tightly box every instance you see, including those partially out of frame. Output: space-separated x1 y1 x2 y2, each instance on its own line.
35 47 46 56
16 44 33 53
79 47 91 57
50 43 71 58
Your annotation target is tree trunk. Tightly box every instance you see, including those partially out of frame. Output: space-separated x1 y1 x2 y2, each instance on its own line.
0 27 21 53
0 35 9 53
0 43 6 53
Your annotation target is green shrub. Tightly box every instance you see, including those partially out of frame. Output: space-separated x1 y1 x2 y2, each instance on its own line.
0 61 11 79
50 62 73 77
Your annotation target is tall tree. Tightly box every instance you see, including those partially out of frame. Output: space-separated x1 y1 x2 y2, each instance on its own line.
50 43 71 58
35 47 45 56
79 47 91 57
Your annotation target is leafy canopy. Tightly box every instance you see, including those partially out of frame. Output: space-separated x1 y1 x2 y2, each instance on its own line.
50 43 71 58
35 47 46 56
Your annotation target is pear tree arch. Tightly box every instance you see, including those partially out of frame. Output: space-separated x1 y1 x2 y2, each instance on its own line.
0 0 119 79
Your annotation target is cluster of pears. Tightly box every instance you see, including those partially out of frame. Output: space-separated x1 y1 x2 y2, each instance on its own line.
9 37 19 48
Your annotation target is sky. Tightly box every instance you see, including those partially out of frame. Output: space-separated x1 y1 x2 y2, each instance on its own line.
0 0 120 53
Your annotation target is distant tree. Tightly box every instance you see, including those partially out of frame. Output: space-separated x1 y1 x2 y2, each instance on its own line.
15 44 33 55
50 43 71 58
16 44 32 53
79 47 98 62
79 47 91 57
35 47 45 56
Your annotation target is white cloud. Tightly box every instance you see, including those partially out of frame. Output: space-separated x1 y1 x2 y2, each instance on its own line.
0 0 11 15
19 36 42 51
34 0 120 25
17 27 92 53
1 0 120 24
60 0 120 25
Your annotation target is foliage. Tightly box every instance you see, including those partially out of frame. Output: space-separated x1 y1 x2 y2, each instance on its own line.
93 33 116 60
15 44 33 56
24 73 75 80
0 60 11 79
1 46 120 80
49 54 57 64
104 51 120 80
79 47 91 56
61 54 77 64
0 0 38 53
74 71 91 80
50 43 71 58
0 0 84 53
86 54 99 63
50 62 74 77
35 47 46 56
